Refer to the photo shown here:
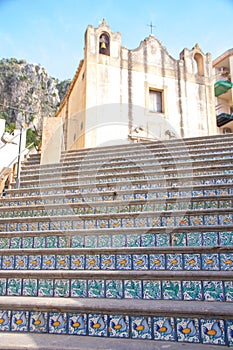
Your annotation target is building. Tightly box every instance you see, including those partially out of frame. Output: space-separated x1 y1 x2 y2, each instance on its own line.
43 19 217 153
213 49 233 133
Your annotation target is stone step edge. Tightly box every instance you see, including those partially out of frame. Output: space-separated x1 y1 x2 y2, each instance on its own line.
0 208 232 223
0 245 231 255
0 333 225 350
0 194 232 212
0 224 231 236
0 296 233 319
0 269 232 281
4 181 231 197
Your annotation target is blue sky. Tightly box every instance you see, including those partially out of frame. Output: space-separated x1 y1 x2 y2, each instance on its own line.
0 0 232 80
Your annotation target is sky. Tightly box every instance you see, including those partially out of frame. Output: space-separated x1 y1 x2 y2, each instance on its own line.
0 0 232 81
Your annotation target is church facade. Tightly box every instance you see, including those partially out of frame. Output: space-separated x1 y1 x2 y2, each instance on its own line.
53 20 217 150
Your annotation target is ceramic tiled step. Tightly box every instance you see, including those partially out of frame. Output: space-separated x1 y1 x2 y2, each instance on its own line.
0 226 232 250
0 296 232 346
0 195 232 219
16 171 233 190
0 208 232 232
19 161 233 185
0 246 232 271
3 181 233 201
21 148 233 174
0 270 232 301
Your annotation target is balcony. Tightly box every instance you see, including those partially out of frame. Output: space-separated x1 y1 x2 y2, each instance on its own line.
216 112 233 127
214 80 233 97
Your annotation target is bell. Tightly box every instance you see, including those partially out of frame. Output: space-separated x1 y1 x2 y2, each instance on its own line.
101 41 106 49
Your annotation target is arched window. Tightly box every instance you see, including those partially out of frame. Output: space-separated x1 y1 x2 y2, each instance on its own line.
99 33 110 56
194 53 204 76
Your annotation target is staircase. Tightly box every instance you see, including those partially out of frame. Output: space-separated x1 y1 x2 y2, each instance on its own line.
0 134 233 349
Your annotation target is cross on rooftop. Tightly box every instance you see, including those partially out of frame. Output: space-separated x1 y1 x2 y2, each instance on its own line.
147 21 156 35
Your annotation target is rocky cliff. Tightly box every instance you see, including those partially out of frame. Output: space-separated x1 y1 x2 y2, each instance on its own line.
0 58 70 135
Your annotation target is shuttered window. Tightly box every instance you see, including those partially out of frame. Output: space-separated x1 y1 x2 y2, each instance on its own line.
149 89 163 113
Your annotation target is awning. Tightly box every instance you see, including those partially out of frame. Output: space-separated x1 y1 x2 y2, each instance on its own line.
217 112 233 127
215 80 233 97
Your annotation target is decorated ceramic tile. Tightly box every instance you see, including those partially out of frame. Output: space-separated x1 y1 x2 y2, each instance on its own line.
46 236 58 248
101 255 115 270
28 255 41 270
177 318 200 343
2 255 14 270
109 315 129 338
38 222 50 231
219 232 233 246
38 279 54 297
156 234 170 247
106 280 123 299
203 281 224 301
0 223 6 232
22 237 34 249
61 221 73 230
204 215 218 226
153 317 175 341
88 280 105 298
54 279 70 297
134 217 148 228
42 255 56 270
122 218 134 228
71 235 84 248
161 216 175 227
219 214 232 225
220 253 233 271
183 281 202 300
29 311 48 333
190 215 203 226
149 254 166 270
143 280 161 299
34 236 46 248
7 278 22 295
71 255 85 270
186 232 202 246
200 319 225 345
224 281 233 302
162 280 182 300
0 279 6 296
148 217 161 227
88 314 107 336
70 279 87 298
131 316 152 339
68 313 87 335
98 235 111 248
109 219 121 229
166 254 183 270
8 223 18 232
15 255 28 270
112 235 126 248
56 255 70 270
10 237 21 249
124 280 142 299
0 310 11 331
11 311 29 332
202 254 219 270
172 233 186 247
226 320 233 346
96 219 108 229
84 236 97 248
0 237 9 249
203 232 219 246
86 255 100 270
133 254 148 270
73 220 84 230
58 236 69 248
23 279 38 296
116 254 132 270
49 312 67 334
176 216 189 226
141 233 155 247
184 254 201 270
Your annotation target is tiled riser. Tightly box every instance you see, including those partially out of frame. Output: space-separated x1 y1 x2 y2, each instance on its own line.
19 175 233 189
1 198 232 217
0 231 232 249
0 309 232 346
5 184 233 199
0 252 232 271
1 213 232 232
0 278 233 301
